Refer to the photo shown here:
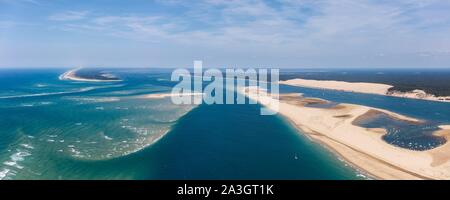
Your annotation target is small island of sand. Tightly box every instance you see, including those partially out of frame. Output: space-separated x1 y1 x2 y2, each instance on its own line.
59 68 122 82
140 92 203 99
244 87 450 180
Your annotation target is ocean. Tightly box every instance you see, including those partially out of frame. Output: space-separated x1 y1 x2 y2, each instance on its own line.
1 68 450 180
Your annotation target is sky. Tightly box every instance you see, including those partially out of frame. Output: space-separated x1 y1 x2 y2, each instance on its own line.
1 0 450 68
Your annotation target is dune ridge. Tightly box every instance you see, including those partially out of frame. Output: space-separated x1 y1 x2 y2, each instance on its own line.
280 78 450 103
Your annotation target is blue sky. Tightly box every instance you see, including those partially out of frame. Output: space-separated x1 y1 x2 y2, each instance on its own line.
1 0 450 68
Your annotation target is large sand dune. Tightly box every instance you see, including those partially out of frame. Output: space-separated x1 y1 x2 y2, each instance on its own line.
280 78 450 103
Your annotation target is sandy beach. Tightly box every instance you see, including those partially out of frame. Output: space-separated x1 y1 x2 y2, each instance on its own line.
280 78 450 103
59 68 121 82
244 87 450 180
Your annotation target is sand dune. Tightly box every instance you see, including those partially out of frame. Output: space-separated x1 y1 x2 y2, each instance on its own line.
279 78 392 95
280 78 450 103
244 87 450 180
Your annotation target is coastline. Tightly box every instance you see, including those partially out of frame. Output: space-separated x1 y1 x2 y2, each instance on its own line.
280 78 450 103
244 88 450 180
59 68 122 82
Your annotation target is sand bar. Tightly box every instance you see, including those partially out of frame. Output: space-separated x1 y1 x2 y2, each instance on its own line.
244 87 450 180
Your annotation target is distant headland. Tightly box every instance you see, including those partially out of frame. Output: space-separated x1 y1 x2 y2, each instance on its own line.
59 68 122 82
280 78 450 103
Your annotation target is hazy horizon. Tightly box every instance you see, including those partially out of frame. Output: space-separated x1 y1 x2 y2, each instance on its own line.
3 66 450 70
1 0 450 68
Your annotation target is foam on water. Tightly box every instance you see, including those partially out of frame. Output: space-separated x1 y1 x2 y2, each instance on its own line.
0 168 11 180
35 84 48 88
0 87 95 99
64 97 121 104
17 101 54 107
1 148 32 176
20 144 34 149
20 103 35 107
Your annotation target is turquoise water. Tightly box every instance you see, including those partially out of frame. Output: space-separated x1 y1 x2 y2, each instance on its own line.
1 68 450 180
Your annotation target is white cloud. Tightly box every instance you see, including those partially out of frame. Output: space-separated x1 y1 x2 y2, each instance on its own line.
52 2 449 36
48 11 89 21
11 0 450 67
49 0 450 55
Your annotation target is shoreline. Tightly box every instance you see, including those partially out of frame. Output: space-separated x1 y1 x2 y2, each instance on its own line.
244 88 450 180
59 68 122 82
286 119 428 180
280 78 450 103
